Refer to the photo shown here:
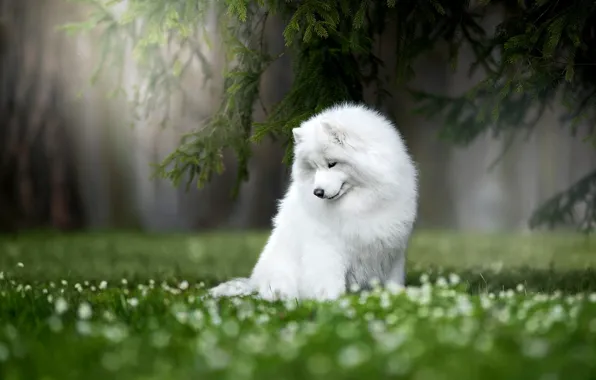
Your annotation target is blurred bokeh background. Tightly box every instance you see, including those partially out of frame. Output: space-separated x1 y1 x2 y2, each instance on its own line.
1 0 595 235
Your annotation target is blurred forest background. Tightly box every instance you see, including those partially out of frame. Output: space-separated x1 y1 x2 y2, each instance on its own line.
1 0 595 234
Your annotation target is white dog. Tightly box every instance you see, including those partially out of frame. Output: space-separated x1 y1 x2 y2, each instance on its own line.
209 102 418 301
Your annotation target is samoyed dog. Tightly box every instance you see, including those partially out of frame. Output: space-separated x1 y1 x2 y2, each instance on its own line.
209 102 418 301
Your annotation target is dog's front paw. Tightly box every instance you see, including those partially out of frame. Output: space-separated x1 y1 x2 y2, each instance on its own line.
298 271 345 301
384 280 405 294
303 278 345 301
253 276 299 302
209 278 254 298
311 285 344 301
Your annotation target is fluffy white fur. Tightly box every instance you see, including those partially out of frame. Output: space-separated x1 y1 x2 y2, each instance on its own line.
209 102 418 301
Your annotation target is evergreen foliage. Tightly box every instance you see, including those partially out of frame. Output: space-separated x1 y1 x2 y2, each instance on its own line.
62 0 596 232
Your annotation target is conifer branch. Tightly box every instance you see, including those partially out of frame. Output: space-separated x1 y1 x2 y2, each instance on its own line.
61 0 596 232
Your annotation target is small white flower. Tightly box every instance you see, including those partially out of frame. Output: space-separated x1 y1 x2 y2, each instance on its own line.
337 344 371 369
380 295 392 309
121 279 128 285
77 302 93 320
0 272 4 280
16 262 24 268
179 281 189 290
255 314 270 325
448 273 460 285
368 277 381 289
55 297 68 315
128 298 139 307
76 321 92 335
386 282 404 295
338 298 351 309
99 281 108 290
103 324 128 343
175 311 188 324
102 311 115 322
436 276 448 288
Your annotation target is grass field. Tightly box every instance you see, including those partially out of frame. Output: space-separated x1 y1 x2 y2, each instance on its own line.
1 230 596 379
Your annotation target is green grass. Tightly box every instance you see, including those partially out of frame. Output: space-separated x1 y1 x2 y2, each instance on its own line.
1 230 596 379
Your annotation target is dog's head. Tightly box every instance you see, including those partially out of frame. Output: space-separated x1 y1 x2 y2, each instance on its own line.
292 120 356 202
289 103 418 216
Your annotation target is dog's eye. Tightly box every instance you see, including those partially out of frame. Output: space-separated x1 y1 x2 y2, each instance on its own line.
328 162 337 168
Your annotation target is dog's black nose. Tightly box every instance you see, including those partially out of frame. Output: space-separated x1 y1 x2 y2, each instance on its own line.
313 188 325 198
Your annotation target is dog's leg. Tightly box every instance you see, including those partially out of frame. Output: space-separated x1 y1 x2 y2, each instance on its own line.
249 228 301 302
299 240 347 301
250 252 301 302
251 262 301 302
386 251 406 289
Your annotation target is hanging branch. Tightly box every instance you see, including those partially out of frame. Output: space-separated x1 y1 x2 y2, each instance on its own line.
62 0 596 232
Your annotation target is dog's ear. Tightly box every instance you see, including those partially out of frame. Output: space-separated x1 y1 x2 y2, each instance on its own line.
321 121 345 145
292 128 304 144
